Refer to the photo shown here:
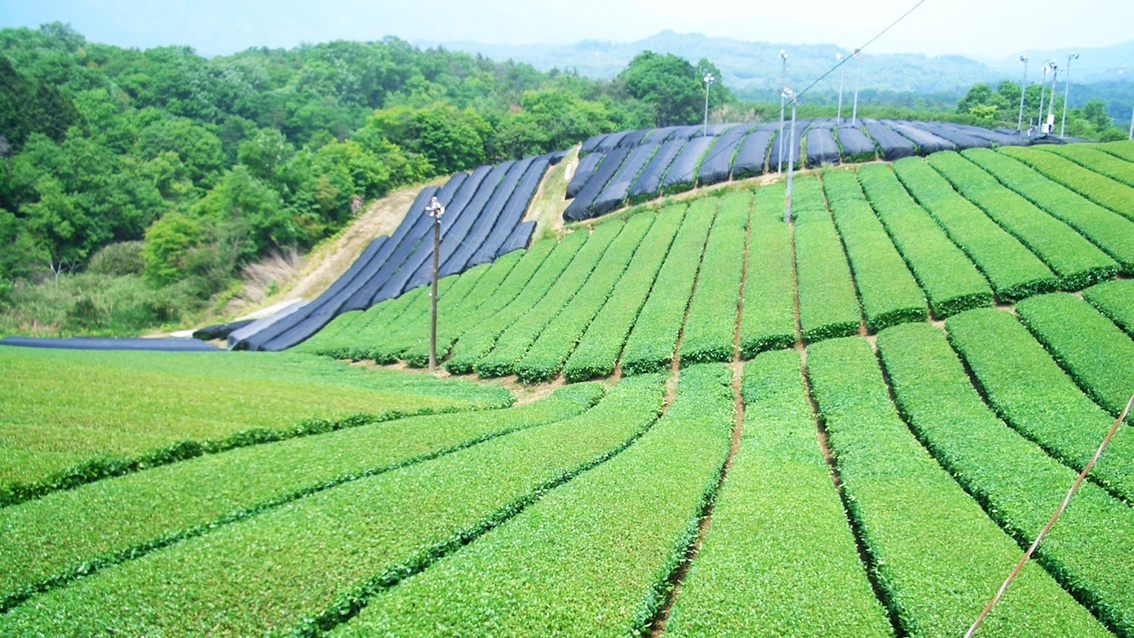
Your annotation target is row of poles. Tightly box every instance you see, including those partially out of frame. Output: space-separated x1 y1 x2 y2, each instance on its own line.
1016 52 1081 137
427 48 1133 369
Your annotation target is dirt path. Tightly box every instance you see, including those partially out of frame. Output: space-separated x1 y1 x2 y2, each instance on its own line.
225 178 446 319
647 202 751 636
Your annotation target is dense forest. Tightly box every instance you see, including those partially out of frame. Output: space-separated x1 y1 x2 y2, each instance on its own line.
0 24 737 334
0 23 1126 337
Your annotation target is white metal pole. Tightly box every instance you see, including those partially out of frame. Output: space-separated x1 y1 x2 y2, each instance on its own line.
1061 53 1078 137
1037 65 1048 129
1047 65 1059 131
851 49 861 127
1017 54 1028 131
784 88 797 224
703 73 714 137
778 49 787 173
836 53 845 122
1129 104 1133 140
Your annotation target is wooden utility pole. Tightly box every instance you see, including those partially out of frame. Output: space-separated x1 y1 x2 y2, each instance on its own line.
425 197 445 372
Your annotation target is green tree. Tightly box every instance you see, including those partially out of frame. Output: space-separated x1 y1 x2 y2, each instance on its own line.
618 51 703 126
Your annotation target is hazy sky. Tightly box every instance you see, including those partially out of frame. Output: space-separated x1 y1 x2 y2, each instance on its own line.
2 0 1132 61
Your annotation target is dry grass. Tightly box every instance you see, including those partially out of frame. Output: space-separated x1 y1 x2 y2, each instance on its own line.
223 178 447 318
526 146 578 243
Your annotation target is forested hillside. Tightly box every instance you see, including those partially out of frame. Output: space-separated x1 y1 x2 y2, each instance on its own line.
0 23 726 335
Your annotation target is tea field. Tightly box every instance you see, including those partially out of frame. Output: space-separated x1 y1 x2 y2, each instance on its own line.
2 141 1134 636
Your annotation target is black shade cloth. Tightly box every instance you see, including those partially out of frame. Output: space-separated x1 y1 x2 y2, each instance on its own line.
0 336 222 352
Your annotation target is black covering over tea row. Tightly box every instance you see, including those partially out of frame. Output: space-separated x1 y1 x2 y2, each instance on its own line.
563 119 1040 222
233 153 560 351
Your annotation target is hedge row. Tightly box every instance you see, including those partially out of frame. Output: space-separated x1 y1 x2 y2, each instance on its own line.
877 322 1131 637
1015 293 1134 418
964 148 1134 274
891 156 1058 301
806 336 1108 637
562 204 684 382
403 243 541 367
0 375 667 636
401 248 527 366
290 309 362 355
822 169 926 332
334 364 734 637
513 214 654 383
303 290 414 360
366 274 468 363
475 221 623 378
0 349 514 505
738 183 797 357
621 197 718 375
1083 279 1134 339
679 190 750 364
366 264 490 363
665 350 892 637
1000 145 1134 222
0 384 606 612
1097 140 1134 165
319 285 428 360
945 308 1134 503
445 232 586 374
1040 144 1134 189
792 176 862 342
855 163 992 316
928 151 1118 290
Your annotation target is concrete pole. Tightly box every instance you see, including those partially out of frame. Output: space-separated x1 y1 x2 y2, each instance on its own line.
784 93 797 224
1017 55 1027 131
1061 53 1078 137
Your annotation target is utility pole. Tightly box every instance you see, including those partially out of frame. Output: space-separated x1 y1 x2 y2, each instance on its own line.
424 196 445 372
851 49 862 127
703 72 715 137
836 52 845 122
1017 54 1028 131
1046 62 1059 133
778 49 788 173
1038 64 1049 130
1061 52 1079 137
783 85 797 225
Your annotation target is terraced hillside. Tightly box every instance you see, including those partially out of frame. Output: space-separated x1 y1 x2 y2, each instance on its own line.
3 140 1134 636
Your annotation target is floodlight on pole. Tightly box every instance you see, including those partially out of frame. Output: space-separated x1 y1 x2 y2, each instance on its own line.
1060 52 1079 137
851 49 862 127
1037 64 1049 129
782 85 797 225
703 72 715 137
1017 54 1028 131
1046 61 1059 133
836 52 845 122
777 49 788 173
424 196 445 372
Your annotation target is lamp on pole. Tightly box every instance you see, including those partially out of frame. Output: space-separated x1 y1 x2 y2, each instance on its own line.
851 49 862 127
1017 54 1028 131
703 72 715 137
1037 63 1049 129
424 196 445 372
783 85 797 225
1061 52 1079 137
1046 60 1059 133
777 49 788 173
836 52 845 122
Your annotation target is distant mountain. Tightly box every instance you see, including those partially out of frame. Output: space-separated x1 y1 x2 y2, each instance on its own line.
422 30 1134 103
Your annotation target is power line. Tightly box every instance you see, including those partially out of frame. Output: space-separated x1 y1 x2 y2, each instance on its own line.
796 0 928 100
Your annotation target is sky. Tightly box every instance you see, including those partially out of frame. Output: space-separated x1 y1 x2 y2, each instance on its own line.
2 0 1132 62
